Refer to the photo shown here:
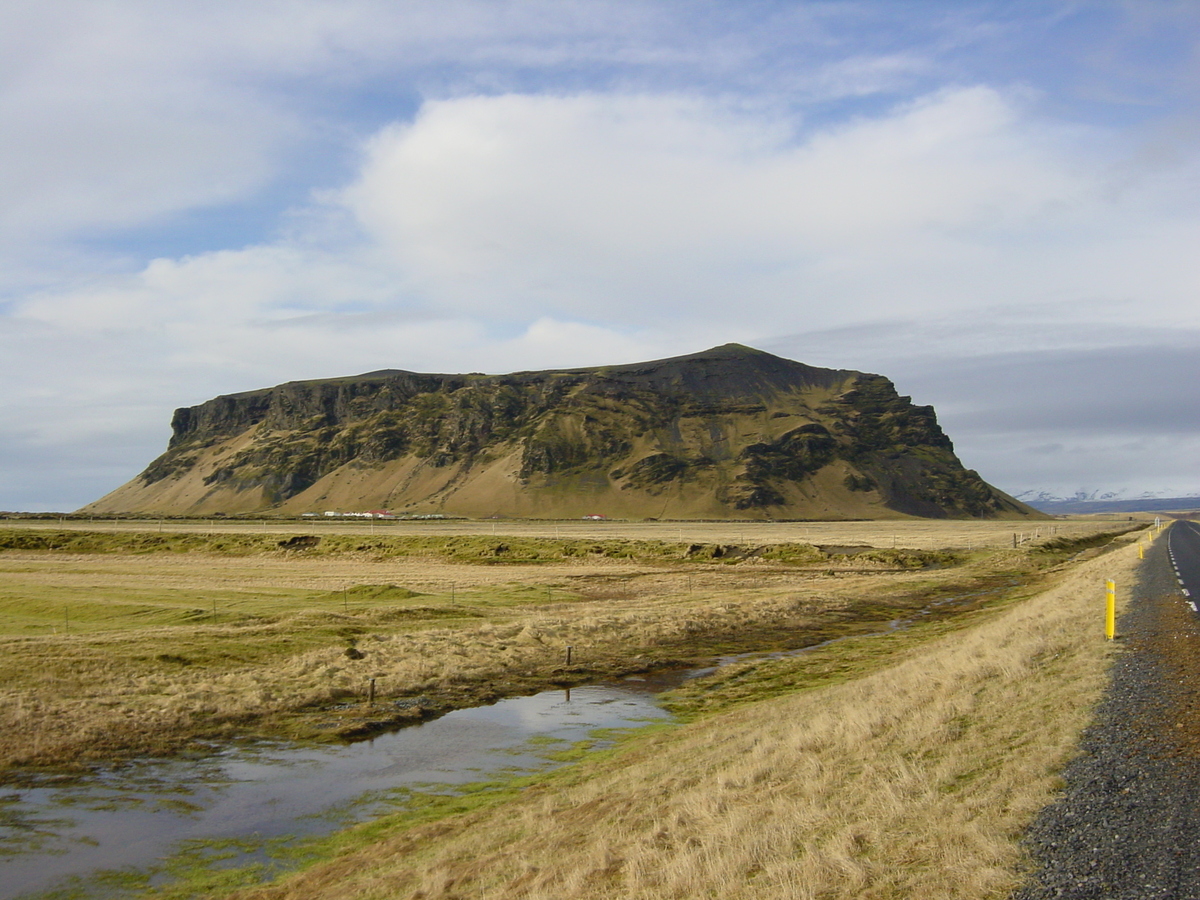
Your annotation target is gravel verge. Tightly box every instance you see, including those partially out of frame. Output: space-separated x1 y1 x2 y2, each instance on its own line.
1014 534 1200 899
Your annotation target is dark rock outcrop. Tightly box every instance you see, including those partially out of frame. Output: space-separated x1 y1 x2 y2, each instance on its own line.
84 344 1038 520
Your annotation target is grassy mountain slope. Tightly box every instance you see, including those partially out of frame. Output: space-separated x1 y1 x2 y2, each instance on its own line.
83 344 1038 520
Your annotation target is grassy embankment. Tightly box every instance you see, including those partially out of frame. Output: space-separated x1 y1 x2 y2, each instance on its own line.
209 526 1150 900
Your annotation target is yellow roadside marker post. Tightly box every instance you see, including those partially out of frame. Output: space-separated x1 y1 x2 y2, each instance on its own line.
1139 544 1145 560
1105 579 1116 641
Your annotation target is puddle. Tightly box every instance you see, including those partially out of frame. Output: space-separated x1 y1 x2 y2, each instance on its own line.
0 683 674 900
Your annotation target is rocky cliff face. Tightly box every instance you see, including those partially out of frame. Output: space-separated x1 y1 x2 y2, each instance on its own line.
84 344 1037 520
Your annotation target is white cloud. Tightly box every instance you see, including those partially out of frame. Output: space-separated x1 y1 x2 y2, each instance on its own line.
0 0 859 271
339 86 1198 334
802 53 931 99
13 85 1198 416
23 84 1124 366
0 7 300 252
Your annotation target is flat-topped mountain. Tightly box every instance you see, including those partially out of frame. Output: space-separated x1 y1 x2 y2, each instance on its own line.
83 344 1038 520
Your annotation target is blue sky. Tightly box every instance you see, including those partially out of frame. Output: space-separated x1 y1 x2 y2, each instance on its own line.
2 0 1198 511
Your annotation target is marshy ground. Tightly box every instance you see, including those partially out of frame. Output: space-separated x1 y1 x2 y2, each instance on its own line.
0 517 1110 774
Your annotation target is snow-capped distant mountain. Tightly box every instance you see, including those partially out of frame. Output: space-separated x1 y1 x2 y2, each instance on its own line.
1014 488 1200 514
1013 488 1195 504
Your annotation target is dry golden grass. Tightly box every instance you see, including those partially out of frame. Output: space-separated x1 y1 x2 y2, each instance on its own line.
4 514 1122 550
0 517 1135 775
231 531 1152 900
0 545 968 770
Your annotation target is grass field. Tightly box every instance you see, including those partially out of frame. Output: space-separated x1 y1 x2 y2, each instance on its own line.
3 513 1116 549
0 518 1126 771
229 533 1148 900
0 516 1152 897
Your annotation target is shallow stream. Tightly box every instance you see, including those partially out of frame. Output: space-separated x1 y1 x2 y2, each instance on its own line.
0 676 682 900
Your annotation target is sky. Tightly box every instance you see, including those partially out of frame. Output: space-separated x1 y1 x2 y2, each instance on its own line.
1 0 1198 511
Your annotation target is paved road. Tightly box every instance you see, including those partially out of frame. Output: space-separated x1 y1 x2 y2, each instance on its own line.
1168 519 1200 608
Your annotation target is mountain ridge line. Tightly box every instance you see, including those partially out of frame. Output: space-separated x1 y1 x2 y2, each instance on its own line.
83 344 1042 521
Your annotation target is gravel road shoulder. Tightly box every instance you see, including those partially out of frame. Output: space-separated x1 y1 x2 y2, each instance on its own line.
1014 532 1200 899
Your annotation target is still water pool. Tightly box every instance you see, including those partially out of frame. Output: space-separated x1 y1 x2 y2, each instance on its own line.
0 680 676 899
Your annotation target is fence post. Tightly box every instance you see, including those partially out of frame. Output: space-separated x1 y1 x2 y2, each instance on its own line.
1105 579 1116 640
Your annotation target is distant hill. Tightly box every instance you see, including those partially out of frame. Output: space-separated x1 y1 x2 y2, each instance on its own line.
82 344 1041 520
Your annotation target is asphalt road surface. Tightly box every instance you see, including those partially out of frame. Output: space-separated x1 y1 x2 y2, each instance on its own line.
1168 519 1200 608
